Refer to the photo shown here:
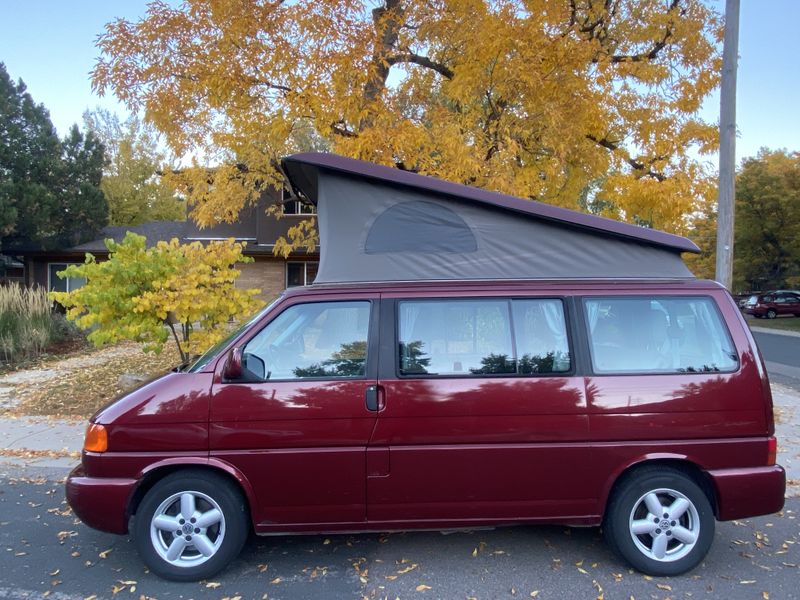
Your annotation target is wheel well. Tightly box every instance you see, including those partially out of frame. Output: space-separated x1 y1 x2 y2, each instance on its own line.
606 459 718 519
127 465 254 527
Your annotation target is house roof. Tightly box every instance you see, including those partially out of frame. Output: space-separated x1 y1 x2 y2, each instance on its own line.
71 221 188 252
283 152 699 254
281 152 698 284
8 195 315 257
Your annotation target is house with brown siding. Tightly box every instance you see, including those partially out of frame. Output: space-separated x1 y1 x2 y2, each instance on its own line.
4 189 318 302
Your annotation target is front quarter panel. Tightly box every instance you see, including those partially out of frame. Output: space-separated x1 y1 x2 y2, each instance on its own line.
90 372 213 455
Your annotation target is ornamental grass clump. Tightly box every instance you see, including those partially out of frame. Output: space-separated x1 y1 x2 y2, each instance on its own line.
0 284 54 364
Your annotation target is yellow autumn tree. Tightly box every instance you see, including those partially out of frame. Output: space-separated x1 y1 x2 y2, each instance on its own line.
51 233 264 360
93 0 722 250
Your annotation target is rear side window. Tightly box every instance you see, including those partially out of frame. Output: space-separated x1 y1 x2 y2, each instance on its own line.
584 297 738 374
398 299 570 376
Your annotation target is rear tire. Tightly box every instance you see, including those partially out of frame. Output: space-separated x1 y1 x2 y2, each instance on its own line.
133 470 249 581
603 467 714 576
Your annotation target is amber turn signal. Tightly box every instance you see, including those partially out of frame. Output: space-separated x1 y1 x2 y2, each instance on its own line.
84 423 108 453
767 436 777 466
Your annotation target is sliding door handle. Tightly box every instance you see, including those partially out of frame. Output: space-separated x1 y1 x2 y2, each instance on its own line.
365 385 385 412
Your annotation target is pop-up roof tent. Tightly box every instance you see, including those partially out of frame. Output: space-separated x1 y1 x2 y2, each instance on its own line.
281 153 699 284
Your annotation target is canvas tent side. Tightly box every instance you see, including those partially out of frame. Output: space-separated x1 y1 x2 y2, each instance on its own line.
282 153 699 285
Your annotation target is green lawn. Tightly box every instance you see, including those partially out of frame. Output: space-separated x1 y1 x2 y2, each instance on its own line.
746 315 800 333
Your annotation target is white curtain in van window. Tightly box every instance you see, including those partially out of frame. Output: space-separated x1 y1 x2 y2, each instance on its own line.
541 301 568 348
688 300 734 368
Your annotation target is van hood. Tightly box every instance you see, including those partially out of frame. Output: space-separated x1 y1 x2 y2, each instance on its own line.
92 371 213 425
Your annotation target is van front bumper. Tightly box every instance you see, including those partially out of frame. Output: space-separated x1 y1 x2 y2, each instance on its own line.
65 465 137 534
708 465 786 521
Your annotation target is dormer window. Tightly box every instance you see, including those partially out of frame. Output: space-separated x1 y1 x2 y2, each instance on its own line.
283 200 316 215
282 187 316 215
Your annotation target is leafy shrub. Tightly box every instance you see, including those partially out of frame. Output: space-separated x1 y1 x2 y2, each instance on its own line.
49 310 86 344
51 232 264 361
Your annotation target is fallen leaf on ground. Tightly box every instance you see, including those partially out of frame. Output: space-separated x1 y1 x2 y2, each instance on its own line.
397 564 418 574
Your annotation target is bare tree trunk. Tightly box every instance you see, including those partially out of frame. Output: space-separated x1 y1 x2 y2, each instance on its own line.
167 321 187 363
360 0 404 131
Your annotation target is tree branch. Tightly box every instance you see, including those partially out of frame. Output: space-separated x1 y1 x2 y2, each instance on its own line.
386 52 454 79
586 134 667 181
330 122 357 138
608 0 680 63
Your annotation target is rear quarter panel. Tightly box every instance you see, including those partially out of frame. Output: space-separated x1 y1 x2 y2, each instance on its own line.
583 287 773 512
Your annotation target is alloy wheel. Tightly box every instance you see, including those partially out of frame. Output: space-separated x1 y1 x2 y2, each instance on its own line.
149 490 226 568
628 488 700 563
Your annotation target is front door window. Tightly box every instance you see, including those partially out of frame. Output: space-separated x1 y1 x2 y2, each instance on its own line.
242 301 371 380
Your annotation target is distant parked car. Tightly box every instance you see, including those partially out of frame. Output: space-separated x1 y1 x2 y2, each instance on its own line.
735 293 757 309
744 291 800 318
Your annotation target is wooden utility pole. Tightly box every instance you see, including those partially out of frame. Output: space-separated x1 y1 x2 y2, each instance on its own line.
715 0 740 290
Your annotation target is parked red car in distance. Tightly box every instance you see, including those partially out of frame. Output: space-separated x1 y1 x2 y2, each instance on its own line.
745 291 800 319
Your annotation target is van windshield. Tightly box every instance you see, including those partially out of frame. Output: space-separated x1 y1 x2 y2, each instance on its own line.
185 299 279 373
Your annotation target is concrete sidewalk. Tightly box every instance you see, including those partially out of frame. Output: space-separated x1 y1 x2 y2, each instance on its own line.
1 385 798 494
774 383 800 489
0 416 84 471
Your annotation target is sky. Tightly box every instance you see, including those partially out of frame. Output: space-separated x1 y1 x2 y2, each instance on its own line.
0 0 798 165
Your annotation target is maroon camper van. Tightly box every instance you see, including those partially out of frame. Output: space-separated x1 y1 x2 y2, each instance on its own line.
66 153 785 581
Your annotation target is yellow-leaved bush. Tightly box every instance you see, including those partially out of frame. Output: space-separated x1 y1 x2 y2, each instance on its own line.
93 0 723 254
50 232 264 361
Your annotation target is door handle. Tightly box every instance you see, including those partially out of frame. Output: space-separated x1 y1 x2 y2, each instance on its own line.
365 385 385 412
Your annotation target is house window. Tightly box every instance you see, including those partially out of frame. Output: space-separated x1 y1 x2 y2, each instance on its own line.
282 200 316 215
48 263 86 293
286 261 319 287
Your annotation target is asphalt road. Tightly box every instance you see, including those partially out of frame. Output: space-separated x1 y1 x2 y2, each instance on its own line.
752 328 800 392
0 472 798 600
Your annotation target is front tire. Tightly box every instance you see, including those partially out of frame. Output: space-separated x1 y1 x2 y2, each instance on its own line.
766 309 777 319
603 467 714 576
133 470 249 581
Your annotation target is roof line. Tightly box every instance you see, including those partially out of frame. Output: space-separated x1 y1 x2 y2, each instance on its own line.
282 152 700 254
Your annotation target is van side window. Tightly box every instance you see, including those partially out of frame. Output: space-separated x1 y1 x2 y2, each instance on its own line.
512 299 571 373
584 297 738 374
242 301 370 380
398 299 570 376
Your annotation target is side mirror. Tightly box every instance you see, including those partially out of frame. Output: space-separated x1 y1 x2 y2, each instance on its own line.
223 347 243 380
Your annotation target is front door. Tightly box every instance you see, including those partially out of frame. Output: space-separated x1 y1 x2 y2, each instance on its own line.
211 296 378 528
367 296 592 524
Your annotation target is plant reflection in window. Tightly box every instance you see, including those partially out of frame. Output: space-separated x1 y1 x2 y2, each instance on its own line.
399 341 431 375
401 346 571 376
292 340 367 378
469 353 516 374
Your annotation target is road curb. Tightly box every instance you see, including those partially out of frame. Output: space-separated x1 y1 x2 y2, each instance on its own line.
749 325 800 339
